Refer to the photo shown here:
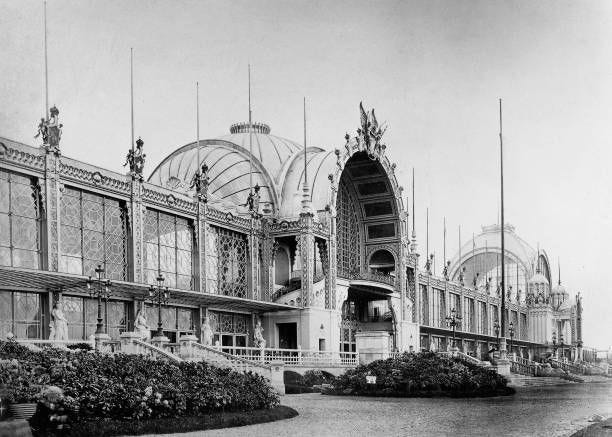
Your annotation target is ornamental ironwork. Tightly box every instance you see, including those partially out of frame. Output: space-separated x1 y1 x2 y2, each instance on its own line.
207 226 248 298
336 180 360 278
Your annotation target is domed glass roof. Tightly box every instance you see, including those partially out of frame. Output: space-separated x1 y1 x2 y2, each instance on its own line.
147 122 307 212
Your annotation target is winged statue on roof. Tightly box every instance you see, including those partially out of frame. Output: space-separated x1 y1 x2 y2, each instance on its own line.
356 102 387 160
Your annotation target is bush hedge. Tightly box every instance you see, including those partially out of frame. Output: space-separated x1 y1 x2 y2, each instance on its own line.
0 340 279 423
326 351 514 397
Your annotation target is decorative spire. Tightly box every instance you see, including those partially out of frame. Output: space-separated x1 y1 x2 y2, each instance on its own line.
558 258 561 286
301 97 312 214
410 168 417 253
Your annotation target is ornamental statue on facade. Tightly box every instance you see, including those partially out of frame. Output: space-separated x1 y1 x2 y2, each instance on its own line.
485 277 492 294
425 254 433 275
458 266 466 286
49 300 68 341
124 137 146 180
473 272 480 290
354 102 387 160
442 261 451 281
254 319 266 348
134 307 150 340
245 184 261 216
190 163 210 202
35 105 63 155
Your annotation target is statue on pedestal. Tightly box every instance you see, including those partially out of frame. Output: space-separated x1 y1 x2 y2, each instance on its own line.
190 163 210 202
254 320 266 349
201 317 213 346
51 301 68 341
124 138 146 180
134 307 150 340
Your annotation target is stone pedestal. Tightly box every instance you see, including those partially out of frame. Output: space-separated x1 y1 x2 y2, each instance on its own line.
120 331 144 354
495 337 511 375
151 335 170 349
355 331 390 364
178 334 199 359
94 332 111 352
269 360 286 395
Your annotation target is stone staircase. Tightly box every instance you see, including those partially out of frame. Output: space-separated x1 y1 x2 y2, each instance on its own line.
507 374 576 387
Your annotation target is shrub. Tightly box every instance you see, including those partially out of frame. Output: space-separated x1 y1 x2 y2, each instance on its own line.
327 351 514 397
302 370 334 387
0 340 279 422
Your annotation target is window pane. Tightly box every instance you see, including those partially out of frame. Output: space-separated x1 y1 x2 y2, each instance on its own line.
0 213 10 246
159 217 175 247
83 229 104 261
61 225 82 257
10 181 36 218
0 293 11 338
159 245 175 274
82 199 104 232
11 216 38 250
13 249 38 269
0 179 9 213
63 296 84 340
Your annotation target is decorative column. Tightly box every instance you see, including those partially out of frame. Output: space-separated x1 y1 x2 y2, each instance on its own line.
125 137 147 284
260 220 275 302
249 218 262 301
40 107 62 272
316 239 329 308
327 209 338 309
299 213 315 307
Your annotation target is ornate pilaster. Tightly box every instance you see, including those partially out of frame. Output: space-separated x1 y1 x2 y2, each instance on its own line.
260 220 276 302
38 107 63 272
195 200 208 293
42 150 61 272
248 218 261 301
299 212 315 307
316 239 329 309
129 177 145 282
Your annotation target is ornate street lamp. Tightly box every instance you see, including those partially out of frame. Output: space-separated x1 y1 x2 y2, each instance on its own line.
445 308 462 349
86 264 112 335
147 271 170 338
493 319 500 349
552 331 558 358
559 333 565 361
508 321 515 355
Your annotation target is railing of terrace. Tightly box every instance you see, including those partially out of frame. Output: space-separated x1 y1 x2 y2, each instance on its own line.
508 355 538 376
221 346 358 367
549 358 585 375
16 339 96 351
132 339 182 362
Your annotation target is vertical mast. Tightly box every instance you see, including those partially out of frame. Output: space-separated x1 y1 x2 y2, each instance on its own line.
458 225 461 270
130 48 134 152
472 232 476 286
499 98 506 338
43 0 49 118
426 207 429 260
443 217 446 264
196 82 200 170
412 168 416 239
303 97 307 186
248 64 253 195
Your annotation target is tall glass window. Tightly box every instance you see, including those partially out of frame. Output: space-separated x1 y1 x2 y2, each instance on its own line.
336 181 360 278
464 297 475 333
0 291 42 339
431 288 445 328
449 293 461 316
490 304 499 335
145 304 195 343
206 226 248 298
478 301 488 335
0 170 41 269
60 188 127 279
144 209 193 289
420 284 429 325
62 295 128 340
520 313 527 339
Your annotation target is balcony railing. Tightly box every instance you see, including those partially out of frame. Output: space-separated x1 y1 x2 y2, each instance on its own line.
219 346 358 367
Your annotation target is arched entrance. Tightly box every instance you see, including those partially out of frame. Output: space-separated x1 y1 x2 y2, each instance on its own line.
335 151 403 352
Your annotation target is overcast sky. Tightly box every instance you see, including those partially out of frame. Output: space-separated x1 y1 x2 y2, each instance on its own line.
1 0 611 349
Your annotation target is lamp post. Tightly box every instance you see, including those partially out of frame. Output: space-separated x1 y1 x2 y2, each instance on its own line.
552 331 558 358
445 308 462 350
493 320 500 349
86 264 112 350
147 271 170 340
508 321 515 356
559 333 565 362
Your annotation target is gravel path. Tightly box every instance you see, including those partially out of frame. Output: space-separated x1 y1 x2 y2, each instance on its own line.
146 382 612 437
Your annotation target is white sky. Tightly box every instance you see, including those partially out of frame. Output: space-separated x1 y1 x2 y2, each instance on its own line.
1 0 611 349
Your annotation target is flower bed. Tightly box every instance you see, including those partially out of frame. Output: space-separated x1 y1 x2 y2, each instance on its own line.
0 340 279 426
325 351 515 397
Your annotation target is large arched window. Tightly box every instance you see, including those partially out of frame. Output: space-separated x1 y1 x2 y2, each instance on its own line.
368 249 395 276
336 181 360 278
274 247 290 286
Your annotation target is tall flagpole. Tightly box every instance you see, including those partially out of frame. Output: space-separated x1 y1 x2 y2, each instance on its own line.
426 207 429 260
196 81 200 173
443 217 446 265
43 0 49 118
248 64 253 195
130 48 134 152
499 98 507 355
303 97 307 186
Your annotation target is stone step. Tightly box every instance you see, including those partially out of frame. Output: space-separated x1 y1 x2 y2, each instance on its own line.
508 375 574 387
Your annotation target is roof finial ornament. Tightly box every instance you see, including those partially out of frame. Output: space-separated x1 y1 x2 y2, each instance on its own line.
36 105 62 156
356 102 387 161
190 163 209 203
124 137 145 180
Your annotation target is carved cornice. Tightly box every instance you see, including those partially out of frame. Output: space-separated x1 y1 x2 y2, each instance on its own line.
59 162 131 196
143 186 196 215
206 206 252 230
0 140 45 172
